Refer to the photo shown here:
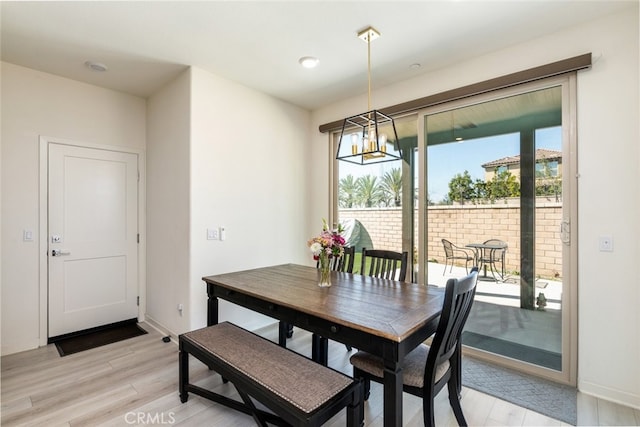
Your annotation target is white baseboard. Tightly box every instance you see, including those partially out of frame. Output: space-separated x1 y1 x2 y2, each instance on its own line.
579 379 640 411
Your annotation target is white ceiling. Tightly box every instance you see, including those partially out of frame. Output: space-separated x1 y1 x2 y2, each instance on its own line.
1 1 634 110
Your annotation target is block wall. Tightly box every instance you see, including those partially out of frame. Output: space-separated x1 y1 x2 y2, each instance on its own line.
339 203 562 279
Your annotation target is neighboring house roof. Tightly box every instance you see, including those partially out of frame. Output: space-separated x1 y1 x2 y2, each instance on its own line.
481 149 562 169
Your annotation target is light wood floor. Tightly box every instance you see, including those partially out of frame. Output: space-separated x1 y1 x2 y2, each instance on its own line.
2 323 639 426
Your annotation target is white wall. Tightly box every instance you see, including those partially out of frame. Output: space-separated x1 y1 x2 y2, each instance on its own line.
311 6 639 409
146 67 311 335
189 67 311 331
0 62 146 355
145 69 192 335
1 60 312 353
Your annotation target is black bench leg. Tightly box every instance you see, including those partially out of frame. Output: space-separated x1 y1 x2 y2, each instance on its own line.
179 346 189 403
234 384 269 427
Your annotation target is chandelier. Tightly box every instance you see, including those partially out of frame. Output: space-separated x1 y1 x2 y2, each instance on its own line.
336 27 402 165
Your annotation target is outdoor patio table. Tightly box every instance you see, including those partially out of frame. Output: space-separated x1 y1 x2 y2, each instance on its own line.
466 242 508 281
202 263 445 427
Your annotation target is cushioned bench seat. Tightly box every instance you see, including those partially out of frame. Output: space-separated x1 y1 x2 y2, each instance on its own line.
179 322 363 426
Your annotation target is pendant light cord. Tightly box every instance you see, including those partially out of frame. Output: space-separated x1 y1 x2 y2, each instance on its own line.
367 33 372 112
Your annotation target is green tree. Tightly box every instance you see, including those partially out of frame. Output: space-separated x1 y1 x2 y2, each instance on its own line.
487 170 520 201
338 174 358 208
535 160 562 201
447 170 474 204
356 175 383 207
473 179 488 203
380 168 402 207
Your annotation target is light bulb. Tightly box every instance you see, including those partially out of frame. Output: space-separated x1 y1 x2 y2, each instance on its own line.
380 134 387 152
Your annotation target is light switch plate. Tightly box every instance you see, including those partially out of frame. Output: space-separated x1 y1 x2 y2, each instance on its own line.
598 235 613 252
207 228 219 240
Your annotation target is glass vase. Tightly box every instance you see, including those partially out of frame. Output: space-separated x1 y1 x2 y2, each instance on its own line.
318 253 332 287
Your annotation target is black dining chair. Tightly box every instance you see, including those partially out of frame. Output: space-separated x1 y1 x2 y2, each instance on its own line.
441 238 475 275
281 246 356 341
341 247 409 353
359 247 408 282
349 267 479 427
319 245 355 274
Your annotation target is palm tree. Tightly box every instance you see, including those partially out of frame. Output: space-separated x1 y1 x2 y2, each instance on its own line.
380 168 403 207
356 175 382 207
338 174 358 208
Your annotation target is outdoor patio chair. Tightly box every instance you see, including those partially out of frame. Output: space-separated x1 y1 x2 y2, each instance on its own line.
349 267 479 427
442 238 475 275
477 239 507 280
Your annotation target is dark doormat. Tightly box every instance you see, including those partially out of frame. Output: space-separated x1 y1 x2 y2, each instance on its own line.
462 331 561 370
462 356 577 425
52 320 148 357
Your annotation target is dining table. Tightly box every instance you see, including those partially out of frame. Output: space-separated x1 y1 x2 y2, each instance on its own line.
202 263 445 427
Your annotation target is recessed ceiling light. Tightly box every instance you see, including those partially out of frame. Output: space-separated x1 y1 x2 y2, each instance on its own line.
298 56 319 69
410 63 421 70
84 61 108 72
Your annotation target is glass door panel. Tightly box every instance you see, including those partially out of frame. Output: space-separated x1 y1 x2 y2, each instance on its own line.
335 115 417 276
423 86 568 374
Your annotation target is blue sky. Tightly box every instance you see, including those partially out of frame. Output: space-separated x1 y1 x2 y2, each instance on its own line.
338 126 562 203
427 127 561 202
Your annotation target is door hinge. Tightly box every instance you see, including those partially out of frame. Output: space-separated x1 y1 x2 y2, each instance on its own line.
137 169 140 182
137 296 140 306
137 233 140 243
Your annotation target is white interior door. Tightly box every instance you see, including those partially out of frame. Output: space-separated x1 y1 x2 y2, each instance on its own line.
48 143 139 338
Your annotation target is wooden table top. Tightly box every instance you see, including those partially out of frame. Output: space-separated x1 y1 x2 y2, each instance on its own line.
202 263 444 343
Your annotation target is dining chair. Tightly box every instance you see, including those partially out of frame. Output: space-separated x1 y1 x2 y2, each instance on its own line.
359 247 409 282
441 238 475 275
477 239 507 280
319 245 355 274
349 267 479 427
281 246 356 341
342 247 409 353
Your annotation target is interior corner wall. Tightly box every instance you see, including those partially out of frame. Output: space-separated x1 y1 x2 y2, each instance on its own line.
145 69 192 336
310 6 639 409
188 67 311 333
0 62 146 355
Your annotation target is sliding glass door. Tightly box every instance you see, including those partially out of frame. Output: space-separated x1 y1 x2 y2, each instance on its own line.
332 75 576 384
418 77 576 384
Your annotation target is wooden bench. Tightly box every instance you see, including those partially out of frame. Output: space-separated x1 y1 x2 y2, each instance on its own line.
179 322 364 426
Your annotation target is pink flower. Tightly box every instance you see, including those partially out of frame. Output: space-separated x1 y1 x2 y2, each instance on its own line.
308 220 346 260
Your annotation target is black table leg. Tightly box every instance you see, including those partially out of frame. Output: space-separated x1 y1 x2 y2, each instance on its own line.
311 333 329 366
207 285 218 327
383 360 403 426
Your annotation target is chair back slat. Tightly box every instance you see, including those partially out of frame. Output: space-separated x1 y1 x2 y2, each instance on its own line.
427 267 478 383
316 245 355 273
360 248 408 282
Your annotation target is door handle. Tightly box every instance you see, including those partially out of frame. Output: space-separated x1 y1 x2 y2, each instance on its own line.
51 249 71 256
560 218 570 244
